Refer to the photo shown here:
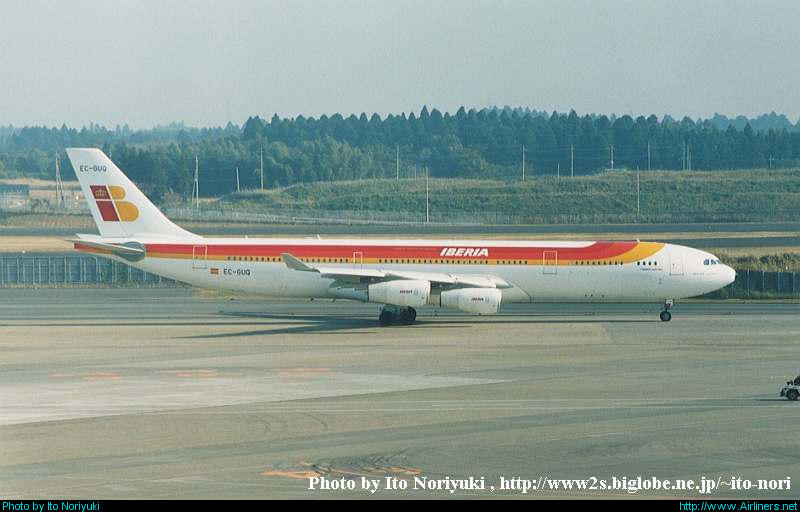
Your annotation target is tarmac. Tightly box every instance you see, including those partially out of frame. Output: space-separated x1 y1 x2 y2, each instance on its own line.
1 288 800 499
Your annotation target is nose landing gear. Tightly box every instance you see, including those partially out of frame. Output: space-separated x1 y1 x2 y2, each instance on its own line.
378 306 417 326
660 299 674 322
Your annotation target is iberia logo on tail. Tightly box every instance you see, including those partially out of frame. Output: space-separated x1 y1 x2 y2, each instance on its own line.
90 185 139 222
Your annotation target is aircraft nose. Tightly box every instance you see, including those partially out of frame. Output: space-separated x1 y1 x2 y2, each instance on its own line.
722 265 736 286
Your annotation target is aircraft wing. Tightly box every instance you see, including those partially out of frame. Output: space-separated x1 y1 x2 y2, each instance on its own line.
280 252 510 289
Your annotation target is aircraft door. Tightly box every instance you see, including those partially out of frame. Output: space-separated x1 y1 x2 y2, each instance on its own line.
192 245 208 270
353 251 363 269
669 252 684 276
543 250 557 275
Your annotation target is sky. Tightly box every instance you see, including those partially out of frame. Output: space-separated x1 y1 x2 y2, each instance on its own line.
1 0 798 128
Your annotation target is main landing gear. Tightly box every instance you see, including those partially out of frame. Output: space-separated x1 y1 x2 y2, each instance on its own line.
660 299 674 322
379 306 417 326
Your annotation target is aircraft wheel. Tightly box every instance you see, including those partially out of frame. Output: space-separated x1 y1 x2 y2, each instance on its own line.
398 308 414 325
788 389 798 401
399 307 416 325
379 309 394 326
659 310 672 322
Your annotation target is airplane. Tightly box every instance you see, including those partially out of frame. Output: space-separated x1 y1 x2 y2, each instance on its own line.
66 148 736 325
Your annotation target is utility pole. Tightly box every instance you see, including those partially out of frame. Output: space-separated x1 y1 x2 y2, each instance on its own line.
647 142 651 171
610 144 614 170
570 144 574 177
687 145 692 171
54 153 64 208
396 145 399 180
682 141 686 171
425 167 429 224
260 145 264 190
557 162 560 179
769 155 775 169
236 167 240 193
193 156 199 209
637 167 640 218
521 145 526 181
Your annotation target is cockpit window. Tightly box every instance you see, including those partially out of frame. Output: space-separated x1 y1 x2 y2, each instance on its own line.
703 259 709 265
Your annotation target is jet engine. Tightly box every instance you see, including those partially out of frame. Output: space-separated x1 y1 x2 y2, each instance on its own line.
439 288 502 314
368 280 430 307
330 279 430 307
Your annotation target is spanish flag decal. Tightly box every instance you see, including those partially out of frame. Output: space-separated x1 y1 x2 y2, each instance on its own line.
210 268 219 275
91 185 139 222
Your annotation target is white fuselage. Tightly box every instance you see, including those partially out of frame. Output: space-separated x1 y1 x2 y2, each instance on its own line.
84 237 736 304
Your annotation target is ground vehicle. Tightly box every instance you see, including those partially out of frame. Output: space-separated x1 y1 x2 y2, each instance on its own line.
779 378 800 400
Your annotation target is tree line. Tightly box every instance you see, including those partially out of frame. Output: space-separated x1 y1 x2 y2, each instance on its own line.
1 108 799 200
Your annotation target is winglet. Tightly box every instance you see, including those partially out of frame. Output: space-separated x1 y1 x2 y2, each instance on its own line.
281 252 317 272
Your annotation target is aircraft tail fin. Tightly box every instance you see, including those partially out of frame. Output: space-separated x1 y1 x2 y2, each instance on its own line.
66 148 198 239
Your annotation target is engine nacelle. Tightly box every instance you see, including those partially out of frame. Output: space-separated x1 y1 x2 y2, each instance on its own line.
368 280 430 307
440 288 502 314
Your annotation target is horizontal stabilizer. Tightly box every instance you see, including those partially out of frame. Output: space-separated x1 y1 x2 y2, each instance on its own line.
70 238 146 262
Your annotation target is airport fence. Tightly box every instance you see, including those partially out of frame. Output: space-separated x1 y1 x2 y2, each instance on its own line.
0 252 797 299
704 269 800 299
0 253 184 288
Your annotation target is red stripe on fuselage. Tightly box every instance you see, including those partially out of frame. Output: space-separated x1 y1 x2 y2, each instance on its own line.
144 241 639 260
